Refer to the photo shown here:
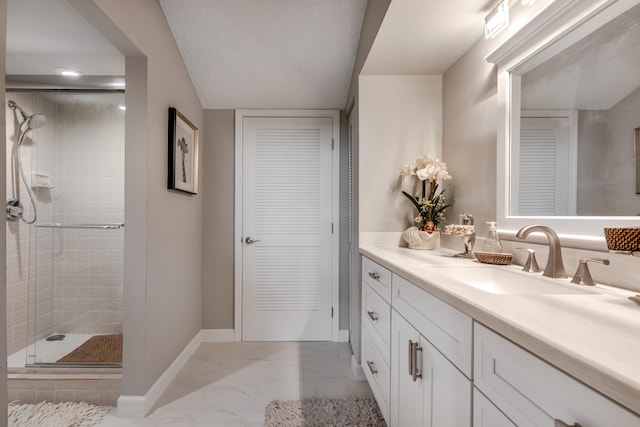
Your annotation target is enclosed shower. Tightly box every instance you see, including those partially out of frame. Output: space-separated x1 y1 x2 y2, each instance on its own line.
6 91 125 368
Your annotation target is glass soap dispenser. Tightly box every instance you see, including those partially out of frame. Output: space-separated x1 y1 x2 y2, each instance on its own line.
481 221 503 253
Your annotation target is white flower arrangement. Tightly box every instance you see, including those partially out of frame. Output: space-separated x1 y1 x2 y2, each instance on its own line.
399 155 453 232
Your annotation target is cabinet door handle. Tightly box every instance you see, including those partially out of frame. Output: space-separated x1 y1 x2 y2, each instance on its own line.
408 340 414 376
554 420 582 427
366 310 379 321
366 360 378 375
412 342 423 381
368 271 380 280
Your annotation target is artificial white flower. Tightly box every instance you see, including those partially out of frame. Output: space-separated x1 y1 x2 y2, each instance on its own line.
399 163 416 176
399 154 454 231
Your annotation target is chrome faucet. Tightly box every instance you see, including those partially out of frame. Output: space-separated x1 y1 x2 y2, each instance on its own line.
515 225 567 278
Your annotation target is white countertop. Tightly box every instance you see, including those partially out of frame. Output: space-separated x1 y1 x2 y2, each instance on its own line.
359 232 640 416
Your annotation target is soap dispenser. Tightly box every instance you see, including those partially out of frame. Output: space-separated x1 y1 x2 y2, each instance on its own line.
481 222 503 253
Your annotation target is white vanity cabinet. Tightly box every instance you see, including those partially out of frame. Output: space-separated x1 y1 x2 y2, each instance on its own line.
361 257 392 424
474 323 640 427
390 310 472 427
473 388 516 427
389 273 473 427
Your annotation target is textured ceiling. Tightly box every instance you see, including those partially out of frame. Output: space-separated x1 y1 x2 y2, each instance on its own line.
159 0 367 109
7 0 489 109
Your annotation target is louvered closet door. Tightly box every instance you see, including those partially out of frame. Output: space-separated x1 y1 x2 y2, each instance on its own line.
242 117 333 341
519 117 573 215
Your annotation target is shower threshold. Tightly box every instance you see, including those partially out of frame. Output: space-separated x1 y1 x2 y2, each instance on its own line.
8 333 122 369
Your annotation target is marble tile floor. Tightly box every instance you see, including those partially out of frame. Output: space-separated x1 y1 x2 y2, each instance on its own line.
97 341 373 426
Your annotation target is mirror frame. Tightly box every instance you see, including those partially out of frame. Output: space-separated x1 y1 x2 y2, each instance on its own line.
486 0 640 246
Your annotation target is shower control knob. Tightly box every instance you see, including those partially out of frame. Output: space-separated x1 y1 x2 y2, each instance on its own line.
6 199 23 221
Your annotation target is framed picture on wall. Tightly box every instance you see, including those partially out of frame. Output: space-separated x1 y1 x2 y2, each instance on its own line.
168 107 199 194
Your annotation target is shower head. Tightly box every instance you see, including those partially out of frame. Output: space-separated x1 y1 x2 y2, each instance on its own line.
8 99 47 130
27 113 47 129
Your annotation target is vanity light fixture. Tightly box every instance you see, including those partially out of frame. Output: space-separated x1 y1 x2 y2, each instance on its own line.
55 67 82 77
485 0 509 39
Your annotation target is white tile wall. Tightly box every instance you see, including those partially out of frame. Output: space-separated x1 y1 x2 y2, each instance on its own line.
5 92 125 358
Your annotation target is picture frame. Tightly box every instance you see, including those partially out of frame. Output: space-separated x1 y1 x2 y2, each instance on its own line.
168 107 199 194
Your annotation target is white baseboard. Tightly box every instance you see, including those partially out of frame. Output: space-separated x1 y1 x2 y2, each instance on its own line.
351 354 366 381
338 329 349 343
201 329 235 342
117 330 203 418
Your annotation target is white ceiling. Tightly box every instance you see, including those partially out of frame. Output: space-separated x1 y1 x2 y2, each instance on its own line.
159 0 367 109
362 0 487 75
6 0 488 108
5 0 124 76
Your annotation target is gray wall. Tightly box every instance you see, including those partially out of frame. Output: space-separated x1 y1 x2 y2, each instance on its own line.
443 37 498 240
442 1 553 240
202 110 235 329
72 0 204 398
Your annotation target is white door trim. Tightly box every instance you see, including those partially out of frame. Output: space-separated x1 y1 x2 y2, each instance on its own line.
234 109 341 342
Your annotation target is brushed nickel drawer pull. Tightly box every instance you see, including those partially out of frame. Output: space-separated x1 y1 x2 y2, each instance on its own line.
368 271 380 280
366 360 378 375
408 340 414 376
412 342 423 381
366 310 379 321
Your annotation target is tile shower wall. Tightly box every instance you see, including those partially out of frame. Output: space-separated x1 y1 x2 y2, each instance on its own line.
5 92 55 356
5 92 124 357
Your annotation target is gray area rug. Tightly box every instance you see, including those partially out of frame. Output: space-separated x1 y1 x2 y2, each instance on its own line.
8 401 109 427
264 397 386 426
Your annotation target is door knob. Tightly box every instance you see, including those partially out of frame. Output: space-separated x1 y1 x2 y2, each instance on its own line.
245 237 260 244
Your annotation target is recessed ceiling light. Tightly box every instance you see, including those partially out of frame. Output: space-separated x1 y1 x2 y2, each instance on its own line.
55 67 83 77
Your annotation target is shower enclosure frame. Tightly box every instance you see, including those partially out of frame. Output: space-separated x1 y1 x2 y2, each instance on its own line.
5 90 125 369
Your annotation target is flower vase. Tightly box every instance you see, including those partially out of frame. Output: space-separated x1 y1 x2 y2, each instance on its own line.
402 226 440 250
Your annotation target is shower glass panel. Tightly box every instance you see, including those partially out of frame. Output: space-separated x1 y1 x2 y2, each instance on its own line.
21 91 124 366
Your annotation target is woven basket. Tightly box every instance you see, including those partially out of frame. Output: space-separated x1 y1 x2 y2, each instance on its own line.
604 227 640 251
474 252 512 265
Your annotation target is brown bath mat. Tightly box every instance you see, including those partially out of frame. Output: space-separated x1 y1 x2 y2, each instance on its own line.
57 334 122 364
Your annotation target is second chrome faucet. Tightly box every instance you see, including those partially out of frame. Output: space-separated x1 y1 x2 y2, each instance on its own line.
516 225 567 279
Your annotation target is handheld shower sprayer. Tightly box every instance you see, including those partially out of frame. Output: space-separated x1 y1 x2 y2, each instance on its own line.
8 100 47 134
7 100 47 224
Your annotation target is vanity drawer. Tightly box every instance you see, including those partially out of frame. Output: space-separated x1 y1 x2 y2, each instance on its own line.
362 256 392 303
392 273 473 377
362 282 391 364
362 327 390 424
474 323 640 427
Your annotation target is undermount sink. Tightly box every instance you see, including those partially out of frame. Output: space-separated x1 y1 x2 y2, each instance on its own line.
440 266 598 295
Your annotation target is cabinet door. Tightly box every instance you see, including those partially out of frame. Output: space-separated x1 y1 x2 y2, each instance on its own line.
421 333 472 427
473 388 516 427
390 310 422 427
391 310 472 427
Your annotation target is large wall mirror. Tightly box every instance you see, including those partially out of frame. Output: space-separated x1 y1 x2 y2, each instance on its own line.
488 0 640 243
